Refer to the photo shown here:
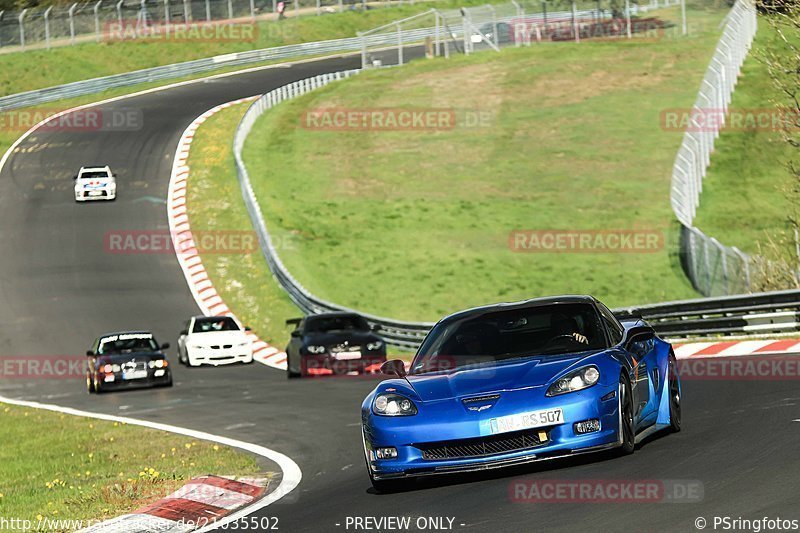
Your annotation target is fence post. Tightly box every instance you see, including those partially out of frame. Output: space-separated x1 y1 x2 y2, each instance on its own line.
205 0 211 21
396 22 403 65
18 9 27 51
94 0 103 42
249 0 255 20
434 10 440 56
228 0 233 19
44 6 53 49
571 0 579 43
732 247 750 292
69 3 78 45
296 0 300 15
541 1 547 31
164 0 170 37
338 0 343 12
183 0 190 22
625 0 631 38
117 0 124 29
358 30 366 68
0 11 4 49
316 0 321 15
681 0 687 35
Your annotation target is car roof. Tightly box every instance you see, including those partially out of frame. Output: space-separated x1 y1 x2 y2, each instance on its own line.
437 295 599 325
305 312 365 320
97 330 154 339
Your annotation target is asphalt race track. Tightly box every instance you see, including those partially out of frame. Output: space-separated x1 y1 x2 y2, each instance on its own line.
1 52 800 533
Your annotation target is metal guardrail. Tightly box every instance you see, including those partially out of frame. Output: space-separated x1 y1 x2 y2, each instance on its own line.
615 289 800 339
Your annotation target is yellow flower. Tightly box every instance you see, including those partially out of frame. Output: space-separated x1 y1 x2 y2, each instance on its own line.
88 453 94 459
212 445 219 451
0 493 4 498
85 471 91 477
161 454 166 459
184 443 191 450
36 515 43 521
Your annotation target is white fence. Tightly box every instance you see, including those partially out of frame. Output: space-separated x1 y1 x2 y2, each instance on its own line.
668 0 757 296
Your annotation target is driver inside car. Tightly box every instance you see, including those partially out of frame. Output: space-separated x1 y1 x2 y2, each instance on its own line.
551 314 588 345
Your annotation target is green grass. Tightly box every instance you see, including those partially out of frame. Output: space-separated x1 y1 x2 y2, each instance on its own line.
692 18 798 254
239 5 728 321
186 102 302 347
0 402 267 531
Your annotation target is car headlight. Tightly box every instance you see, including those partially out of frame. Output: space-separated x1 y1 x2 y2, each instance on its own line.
373 393 418 416
306 345 326 354
546 366 600 396
366 341 383 351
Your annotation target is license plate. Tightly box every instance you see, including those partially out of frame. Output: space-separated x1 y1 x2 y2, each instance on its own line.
122 370 147 380
490 408 564 435
88 190 103 196
333 351 361 360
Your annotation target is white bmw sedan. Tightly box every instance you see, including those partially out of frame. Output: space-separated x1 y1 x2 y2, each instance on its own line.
178 316 254 367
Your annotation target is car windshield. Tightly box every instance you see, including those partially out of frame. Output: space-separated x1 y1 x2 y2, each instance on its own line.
411 303 607 374
192 317 239 333
305 315 369 333
79 171 110 179
98 333 159 354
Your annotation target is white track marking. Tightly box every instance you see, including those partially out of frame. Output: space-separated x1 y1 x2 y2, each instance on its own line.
0 395 301 532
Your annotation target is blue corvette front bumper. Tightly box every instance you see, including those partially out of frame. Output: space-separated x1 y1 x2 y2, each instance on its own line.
363 383 622 480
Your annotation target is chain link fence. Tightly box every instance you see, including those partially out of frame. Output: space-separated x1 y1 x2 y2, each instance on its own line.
0 0 384 51
357 0 681 68
668 0 757 296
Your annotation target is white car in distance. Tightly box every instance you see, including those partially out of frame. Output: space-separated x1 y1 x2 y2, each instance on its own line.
178 316 254 367
74 165 117 202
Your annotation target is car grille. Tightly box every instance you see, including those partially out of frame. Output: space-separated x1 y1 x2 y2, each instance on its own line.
416 429 549 461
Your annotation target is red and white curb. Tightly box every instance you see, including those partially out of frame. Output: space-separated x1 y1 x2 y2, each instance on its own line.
79 476 269 532
167 98 287 371
674 339 800 359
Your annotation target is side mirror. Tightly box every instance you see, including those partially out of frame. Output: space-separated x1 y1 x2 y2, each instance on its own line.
290 330 301 338
86 350 94 356
179 329 188 336
72 175 78 180
245 326 252 331
624 325 655 348
161 342 170 350
380 359 407 378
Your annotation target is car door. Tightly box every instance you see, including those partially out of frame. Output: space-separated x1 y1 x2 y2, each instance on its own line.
597 304 652 430
626 334 659 428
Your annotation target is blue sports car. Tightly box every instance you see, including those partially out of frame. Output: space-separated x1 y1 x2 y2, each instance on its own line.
361 295 681 492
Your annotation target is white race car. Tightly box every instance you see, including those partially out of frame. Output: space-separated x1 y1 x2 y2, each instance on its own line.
74 165 116 201
178 315 254 367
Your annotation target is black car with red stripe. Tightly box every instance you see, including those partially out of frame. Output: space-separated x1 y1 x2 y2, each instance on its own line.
285 313 387 378
86 331 173 393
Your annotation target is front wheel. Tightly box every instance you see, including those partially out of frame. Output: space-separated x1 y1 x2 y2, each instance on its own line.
618 372 635 455
668 354 681 432
86 374 95 394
